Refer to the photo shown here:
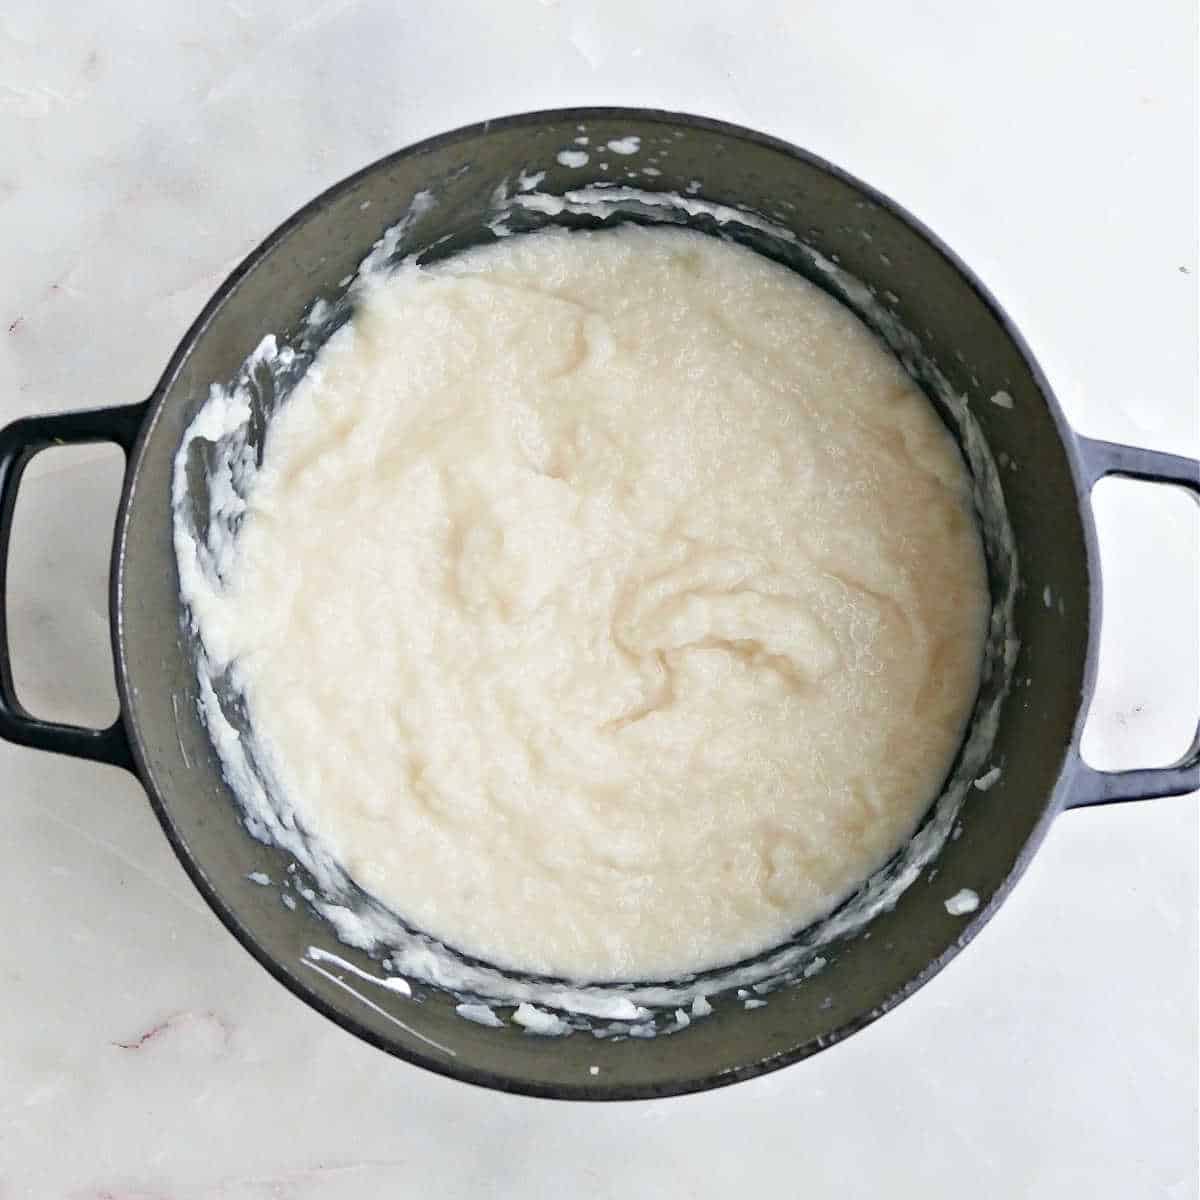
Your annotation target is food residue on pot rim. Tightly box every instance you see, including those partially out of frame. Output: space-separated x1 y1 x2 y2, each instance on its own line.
456 1003 505 1028
973 766 1002 791
944 889 980 916
513 1004 571 1037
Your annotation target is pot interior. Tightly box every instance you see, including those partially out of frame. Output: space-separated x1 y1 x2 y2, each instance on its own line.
117 110 1091 1098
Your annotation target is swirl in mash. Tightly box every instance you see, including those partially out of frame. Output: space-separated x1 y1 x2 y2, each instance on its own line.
189 225 988 981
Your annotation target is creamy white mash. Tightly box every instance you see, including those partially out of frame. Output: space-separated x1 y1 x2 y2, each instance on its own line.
181 225 988 982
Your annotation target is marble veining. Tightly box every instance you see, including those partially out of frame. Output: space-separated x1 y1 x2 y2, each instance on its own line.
0 1 1194 1196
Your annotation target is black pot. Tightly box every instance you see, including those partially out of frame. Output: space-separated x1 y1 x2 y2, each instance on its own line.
1 109 1195 1101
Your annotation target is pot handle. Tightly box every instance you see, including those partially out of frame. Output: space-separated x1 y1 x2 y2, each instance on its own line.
1066 436 1200 808
0 404 147 771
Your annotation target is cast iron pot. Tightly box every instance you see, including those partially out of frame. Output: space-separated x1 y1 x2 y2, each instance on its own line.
1 109 1196 1100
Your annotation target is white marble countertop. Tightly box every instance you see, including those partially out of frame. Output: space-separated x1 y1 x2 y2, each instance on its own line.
1 1 1196 1196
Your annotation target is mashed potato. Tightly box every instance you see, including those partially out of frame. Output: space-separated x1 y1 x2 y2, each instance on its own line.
184 225 988 981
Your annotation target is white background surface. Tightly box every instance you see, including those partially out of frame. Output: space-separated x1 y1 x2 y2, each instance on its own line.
1 2 1196 1196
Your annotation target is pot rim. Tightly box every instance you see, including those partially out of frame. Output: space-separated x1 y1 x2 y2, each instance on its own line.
109 106 1100 1101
